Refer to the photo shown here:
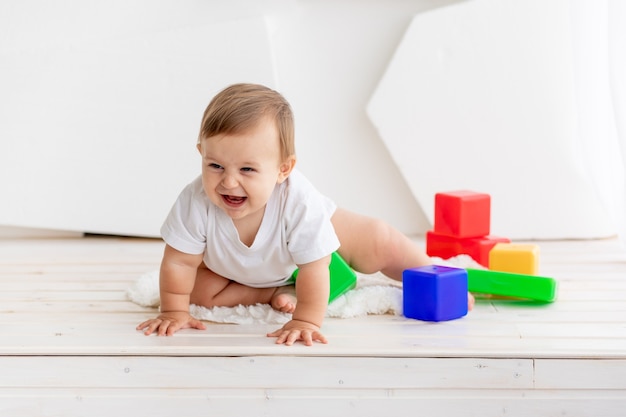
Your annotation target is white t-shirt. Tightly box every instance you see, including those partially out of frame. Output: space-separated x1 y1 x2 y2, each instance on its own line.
160 169 340 288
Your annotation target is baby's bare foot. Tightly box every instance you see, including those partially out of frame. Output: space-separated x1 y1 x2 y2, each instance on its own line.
271 285 297 314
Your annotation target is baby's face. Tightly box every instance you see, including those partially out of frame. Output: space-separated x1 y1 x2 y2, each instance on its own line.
197 117 294 224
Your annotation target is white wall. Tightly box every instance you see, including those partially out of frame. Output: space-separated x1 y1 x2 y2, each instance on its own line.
0 0 458 238
1 0 624 242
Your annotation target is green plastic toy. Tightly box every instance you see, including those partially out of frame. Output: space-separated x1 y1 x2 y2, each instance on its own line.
466 268 558 302
291 252 357 303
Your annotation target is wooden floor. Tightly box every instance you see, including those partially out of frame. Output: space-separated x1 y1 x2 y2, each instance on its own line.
1 235 625 416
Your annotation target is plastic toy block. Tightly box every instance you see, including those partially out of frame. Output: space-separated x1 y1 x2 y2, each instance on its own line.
292 252 356 303
489 243 539 275
402 265 468 321
426 231 510 267
434 190 491 238
466 268 557 302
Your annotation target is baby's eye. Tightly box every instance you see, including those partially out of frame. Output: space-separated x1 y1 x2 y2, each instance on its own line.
241 167 255 173
208 163 223 170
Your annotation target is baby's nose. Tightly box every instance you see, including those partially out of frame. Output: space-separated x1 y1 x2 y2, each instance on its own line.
221 174 238 188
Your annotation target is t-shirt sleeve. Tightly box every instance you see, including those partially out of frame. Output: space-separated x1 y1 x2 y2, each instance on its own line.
160 178 207 255
284 172 340 265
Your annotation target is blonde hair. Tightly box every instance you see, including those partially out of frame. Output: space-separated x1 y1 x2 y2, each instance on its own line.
198 83 295 160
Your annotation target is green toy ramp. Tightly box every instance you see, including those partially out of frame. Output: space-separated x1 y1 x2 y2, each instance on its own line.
292 252 357 303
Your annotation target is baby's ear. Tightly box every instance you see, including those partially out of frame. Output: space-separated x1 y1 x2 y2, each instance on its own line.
277 155 296 183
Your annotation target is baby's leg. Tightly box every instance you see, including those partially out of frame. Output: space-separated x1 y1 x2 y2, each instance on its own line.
331 208 431 280
332 208 474 309
189 263 296 313
271 285 297 313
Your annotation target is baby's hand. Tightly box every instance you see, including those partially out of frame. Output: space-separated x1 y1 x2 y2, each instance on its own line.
136 311 206 336
267 319 328 346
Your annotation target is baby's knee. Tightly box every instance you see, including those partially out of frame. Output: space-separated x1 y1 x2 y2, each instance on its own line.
368 218 395 252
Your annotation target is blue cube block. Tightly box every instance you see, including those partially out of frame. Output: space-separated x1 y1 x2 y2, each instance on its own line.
403 265 468 322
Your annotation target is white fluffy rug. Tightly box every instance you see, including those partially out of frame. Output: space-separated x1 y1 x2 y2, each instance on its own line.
126 255 482 325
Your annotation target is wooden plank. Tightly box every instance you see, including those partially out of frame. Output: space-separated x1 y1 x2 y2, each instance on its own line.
487 299 626 312
0 317 520 338
1 388 625 417
555 289 626 301
518 323 626 339
2 387 625 400
0 281 131 291
535 359 626 389
0 273 152 283
1 330 625 358
0 291 126 301
0 313 154 327
0 265 157 274
0 388 626 417
0 300 152 314
0 356 533 389
0 237 163 257
466 308 626 323
2 312 624 343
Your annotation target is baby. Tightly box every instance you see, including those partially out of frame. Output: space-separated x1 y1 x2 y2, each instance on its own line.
137 83 473 346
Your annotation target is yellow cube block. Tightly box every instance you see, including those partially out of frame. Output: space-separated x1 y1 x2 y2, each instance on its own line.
488 243 539 275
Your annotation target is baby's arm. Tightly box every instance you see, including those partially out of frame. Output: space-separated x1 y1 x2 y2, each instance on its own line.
136 244 206 336
267 255 331 346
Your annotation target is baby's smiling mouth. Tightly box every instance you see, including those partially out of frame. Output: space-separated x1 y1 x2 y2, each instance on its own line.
222 195 247 206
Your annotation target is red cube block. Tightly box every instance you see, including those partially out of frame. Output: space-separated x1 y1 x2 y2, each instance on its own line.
434 191 491 238
426 231 510 267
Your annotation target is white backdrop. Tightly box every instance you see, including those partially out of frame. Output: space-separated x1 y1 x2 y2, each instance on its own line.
1 0 625 243
1 0 450 237
609 0 626 245
368 0 626 240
